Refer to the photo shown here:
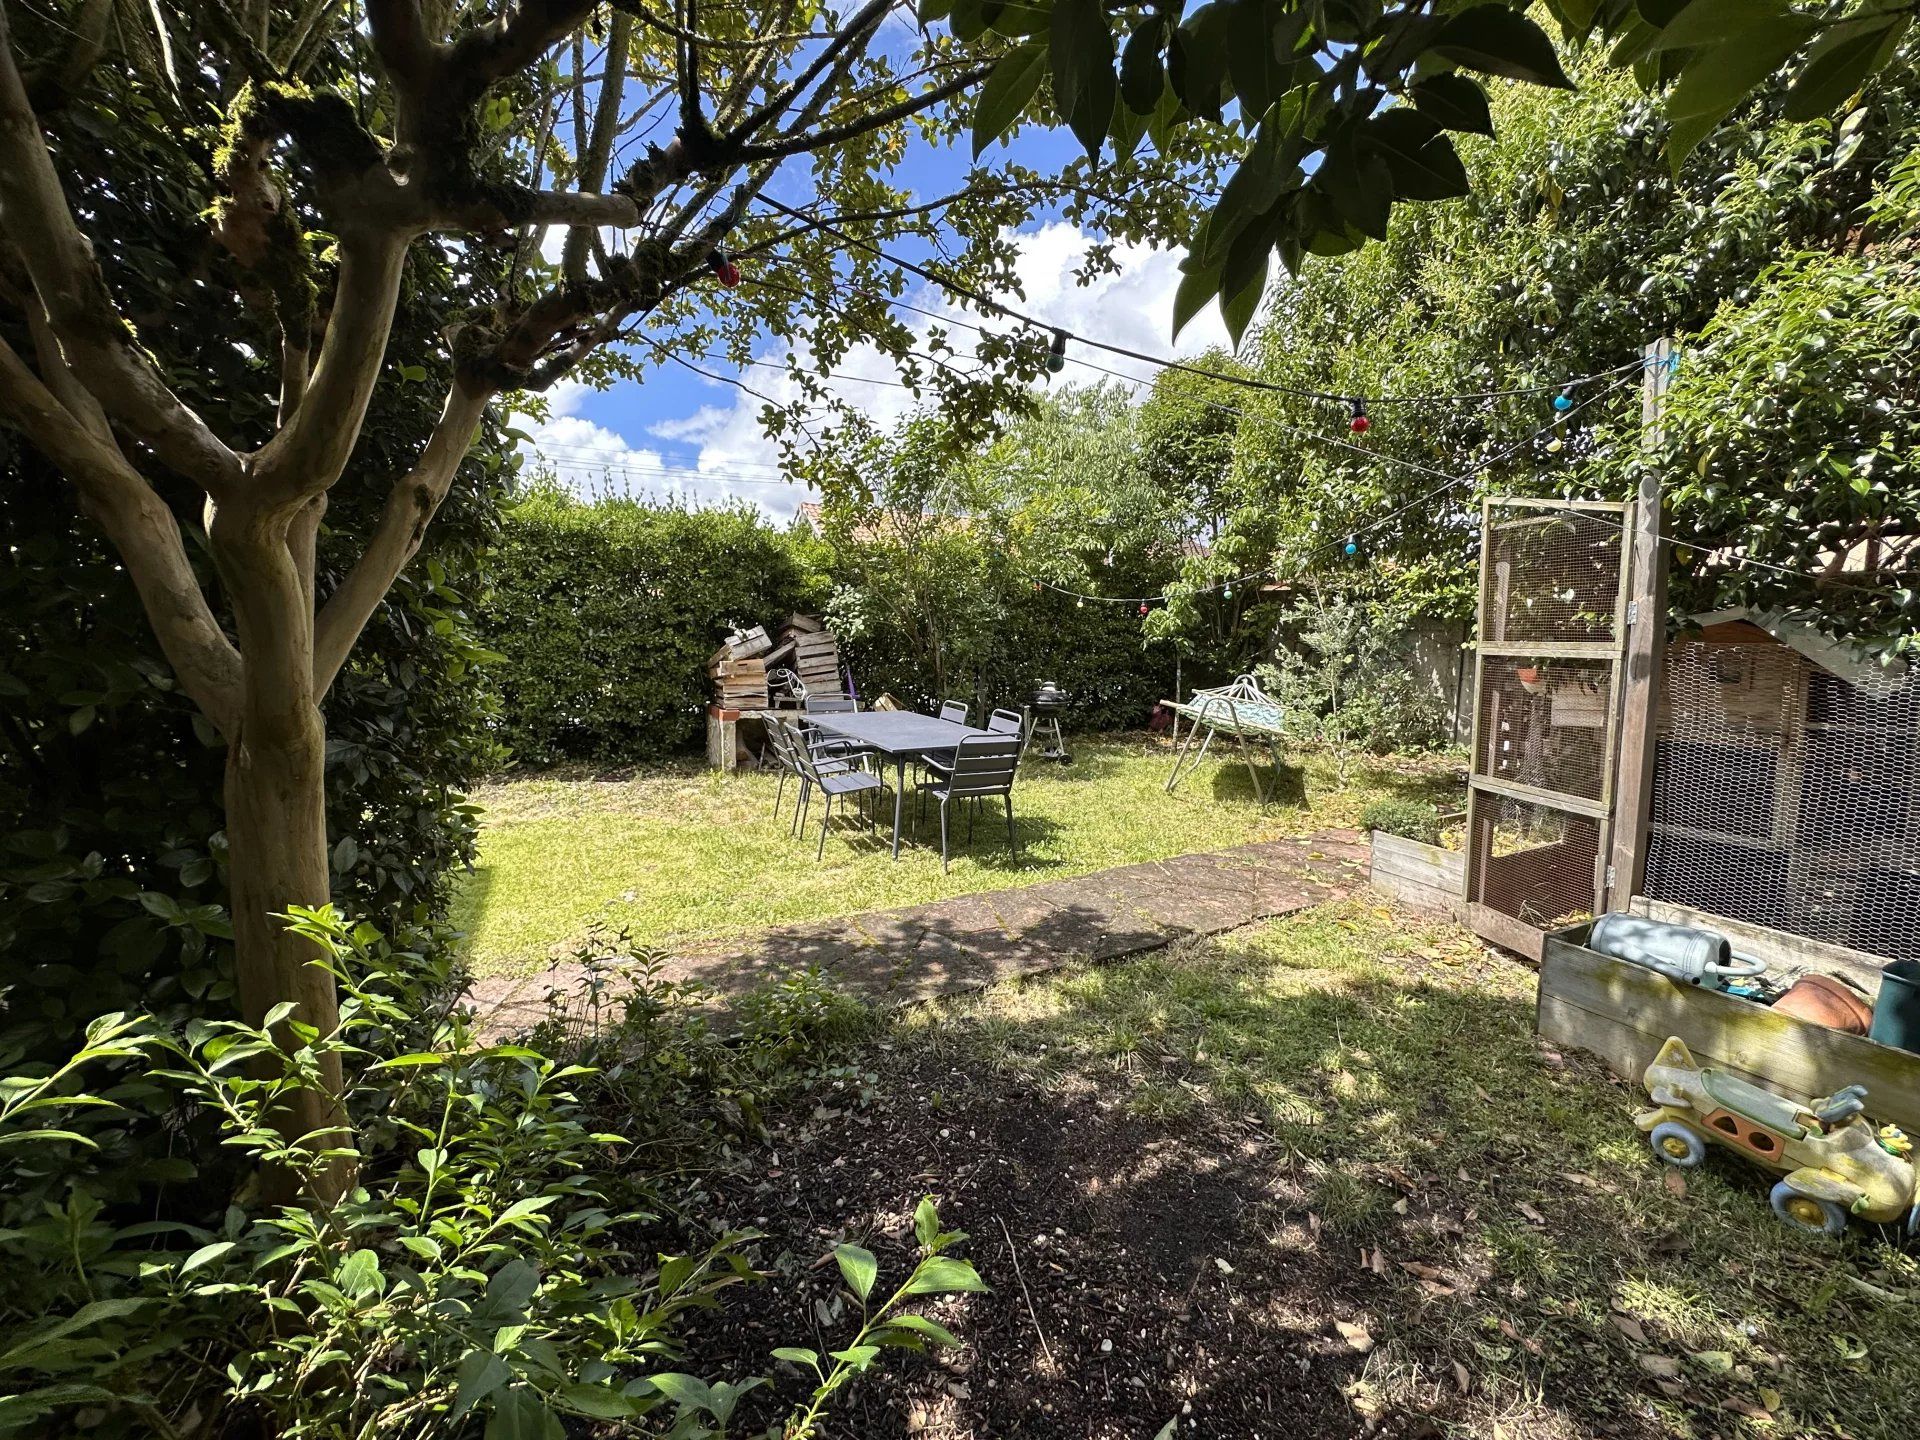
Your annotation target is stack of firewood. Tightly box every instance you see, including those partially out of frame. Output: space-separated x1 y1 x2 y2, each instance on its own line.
707 625 770 709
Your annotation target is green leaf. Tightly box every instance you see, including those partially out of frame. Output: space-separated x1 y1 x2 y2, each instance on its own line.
1782 15 1907 121
1364 111 1469 202
483 1384 562 1440
472 1258 539 1328
1051 0 1117 157
973 43 1046 157
557 1383 639 1419
1644 0 1788 54
371 1052 445 1068
451 1349 513 1419
913 1196 940 1249
884 1313 960 1347
1171 260 1222 340
335 1248 385 1301
1409 74 1493 136
918 0 953 20
0 1299 151 1368
1432 5 1575 89
330 835 358 873
1220 243 1269 350
1120 16 1166 115
1169 5 1233 123
1664 16 1818 172
179 1241 236 1274
829 1344 881 1370
1226 1 1304 115
770 1346 819 1367
398 363 429 382
1321 137 1393 241
644 1372 712 1409
902 1256 989 1296
833 1243 879 1302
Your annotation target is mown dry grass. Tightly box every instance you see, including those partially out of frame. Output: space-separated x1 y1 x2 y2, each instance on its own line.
452 735 1459 975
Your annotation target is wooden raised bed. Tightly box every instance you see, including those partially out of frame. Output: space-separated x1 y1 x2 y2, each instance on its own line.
1537 922 1920 1133
1368 829 1465 917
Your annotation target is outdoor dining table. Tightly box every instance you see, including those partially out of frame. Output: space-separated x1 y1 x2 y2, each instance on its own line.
802 710 992 859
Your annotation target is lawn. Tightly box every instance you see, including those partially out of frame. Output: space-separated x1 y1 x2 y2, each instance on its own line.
452 734 1460 976
684 897 1920 1439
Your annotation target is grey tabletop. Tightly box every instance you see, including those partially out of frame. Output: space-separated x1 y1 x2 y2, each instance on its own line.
804 711 990 755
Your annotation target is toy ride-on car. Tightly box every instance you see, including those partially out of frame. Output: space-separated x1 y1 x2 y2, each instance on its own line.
1636 1036 1919 1237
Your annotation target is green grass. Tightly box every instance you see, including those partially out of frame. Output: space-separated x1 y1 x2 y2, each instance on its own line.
452 735 1459 975
896 899 1920 1438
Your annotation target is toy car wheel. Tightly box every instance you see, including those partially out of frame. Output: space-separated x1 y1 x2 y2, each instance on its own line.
1648 1121 1706 1168
1769 1180 1847 1237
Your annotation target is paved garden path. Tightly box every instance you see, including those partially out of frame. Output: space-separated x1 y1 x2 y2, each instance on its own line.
468 828 1369 1035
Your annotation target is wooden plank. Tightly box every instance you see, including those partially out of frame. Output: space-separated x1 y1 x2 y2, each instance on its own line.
1538 932 1920 1132
1467 901 1545 962
1628 895 1889 991
1606 337 1674 910
706 711 738 773
1370 832 1466 889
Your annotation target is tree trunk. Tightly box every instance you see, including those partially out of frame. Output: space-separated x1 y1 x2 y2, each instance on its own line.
214 501 353 1205
224 698 354 1205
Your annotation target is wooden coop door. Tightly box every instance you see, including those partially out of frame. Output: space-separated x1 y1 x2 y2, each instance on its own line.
1463 499 1633 959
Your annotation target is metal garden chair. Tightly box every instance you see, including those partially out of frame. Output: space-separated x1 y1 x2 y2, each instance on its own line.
987 707 1024 736
792 730 886 860
937 699 969 724
915 735 1021 871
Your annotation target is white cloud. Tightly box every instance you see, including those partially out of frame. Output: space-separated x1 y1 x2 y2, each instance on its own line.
513 220 1244 520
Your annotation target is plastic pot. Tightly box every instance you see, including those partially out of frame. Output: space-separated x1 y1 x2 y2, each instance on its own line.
1869 960 1920 1054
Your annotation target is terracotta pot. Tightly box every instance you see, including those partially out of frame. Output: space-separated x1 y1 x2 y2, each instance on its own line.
1515 666 1540 685
1773 974 1875 1035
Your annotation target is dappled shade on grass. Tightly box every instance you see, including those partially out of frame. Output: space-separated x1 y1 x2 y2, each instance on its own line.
684 899 1920 1438
452 737 1459 975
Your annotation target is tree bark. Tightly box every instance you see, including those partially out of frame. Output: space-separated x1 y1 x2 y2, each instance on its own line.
223 694 352 1204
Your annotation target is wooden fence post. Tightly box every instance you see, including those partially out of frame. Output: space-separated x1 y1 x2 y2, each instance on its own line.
1606 338 1676 912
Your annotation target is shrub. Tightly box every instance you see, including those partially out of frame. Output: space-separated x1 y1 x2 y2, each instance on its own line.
479 487 829 766
0 910 980 1439
1360 797 1444 846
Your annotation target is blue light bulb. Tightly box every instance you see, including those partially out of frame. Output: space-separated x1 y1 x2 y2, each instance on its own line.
1552 390 1573 412
1344 539 1358 556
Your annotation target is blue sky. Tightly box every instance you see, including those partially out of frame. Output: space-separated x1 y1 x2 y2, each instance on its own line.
518 55 1234 521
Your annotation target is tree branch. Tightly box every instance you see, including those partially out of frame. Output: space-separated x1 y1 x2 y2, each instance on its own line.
0 333 243 734
250 234 410 504
734 66 986 164
564 8 633 279
0 9 243 494
311 380 491 694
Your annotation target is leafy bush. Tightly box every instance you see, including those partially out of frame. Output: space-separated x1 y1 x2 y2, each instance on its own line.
479 487 829 766
0 911 979 1439
1360 797 1444 846
1256 595 1452 777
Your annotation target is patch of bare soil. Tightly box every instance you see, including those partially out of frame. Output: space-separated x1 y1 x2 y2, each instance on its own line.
681 1044 1635 1440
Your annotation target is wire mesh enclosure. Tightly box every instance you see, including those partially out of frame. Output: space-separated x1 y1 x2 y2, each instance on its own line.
1644 631 1920 962
1465 500 1631 954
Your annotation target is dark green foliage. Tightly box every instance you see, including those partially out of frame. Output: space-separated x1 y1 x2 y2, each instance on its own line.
0 911 969 1438
0 55 511 1063
1360 796 1445 845
478 487 830 766
947 0 1909 339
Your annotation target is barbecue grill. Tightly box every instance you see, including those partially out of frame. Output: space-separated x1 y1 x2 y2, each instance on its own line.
1023 681 1072 764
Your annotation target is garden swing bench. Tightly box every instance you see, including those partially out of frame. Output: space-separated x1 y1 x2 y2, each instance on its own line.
1162 673 1288 804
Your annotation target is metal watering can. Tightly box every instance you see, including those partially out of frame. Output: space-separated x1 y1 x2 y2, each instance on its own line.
1587 913 1768 989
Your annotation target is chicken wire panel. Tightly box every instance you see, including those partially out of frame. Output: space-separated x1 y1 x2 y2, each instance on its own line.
1645 641 1920 962
1474 655 1616 804
1478 507 1627 646
1467 791 1603 928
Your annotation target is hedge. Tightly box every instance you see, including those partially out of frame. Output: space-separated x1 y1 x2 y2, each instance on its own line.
479 489 829 765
